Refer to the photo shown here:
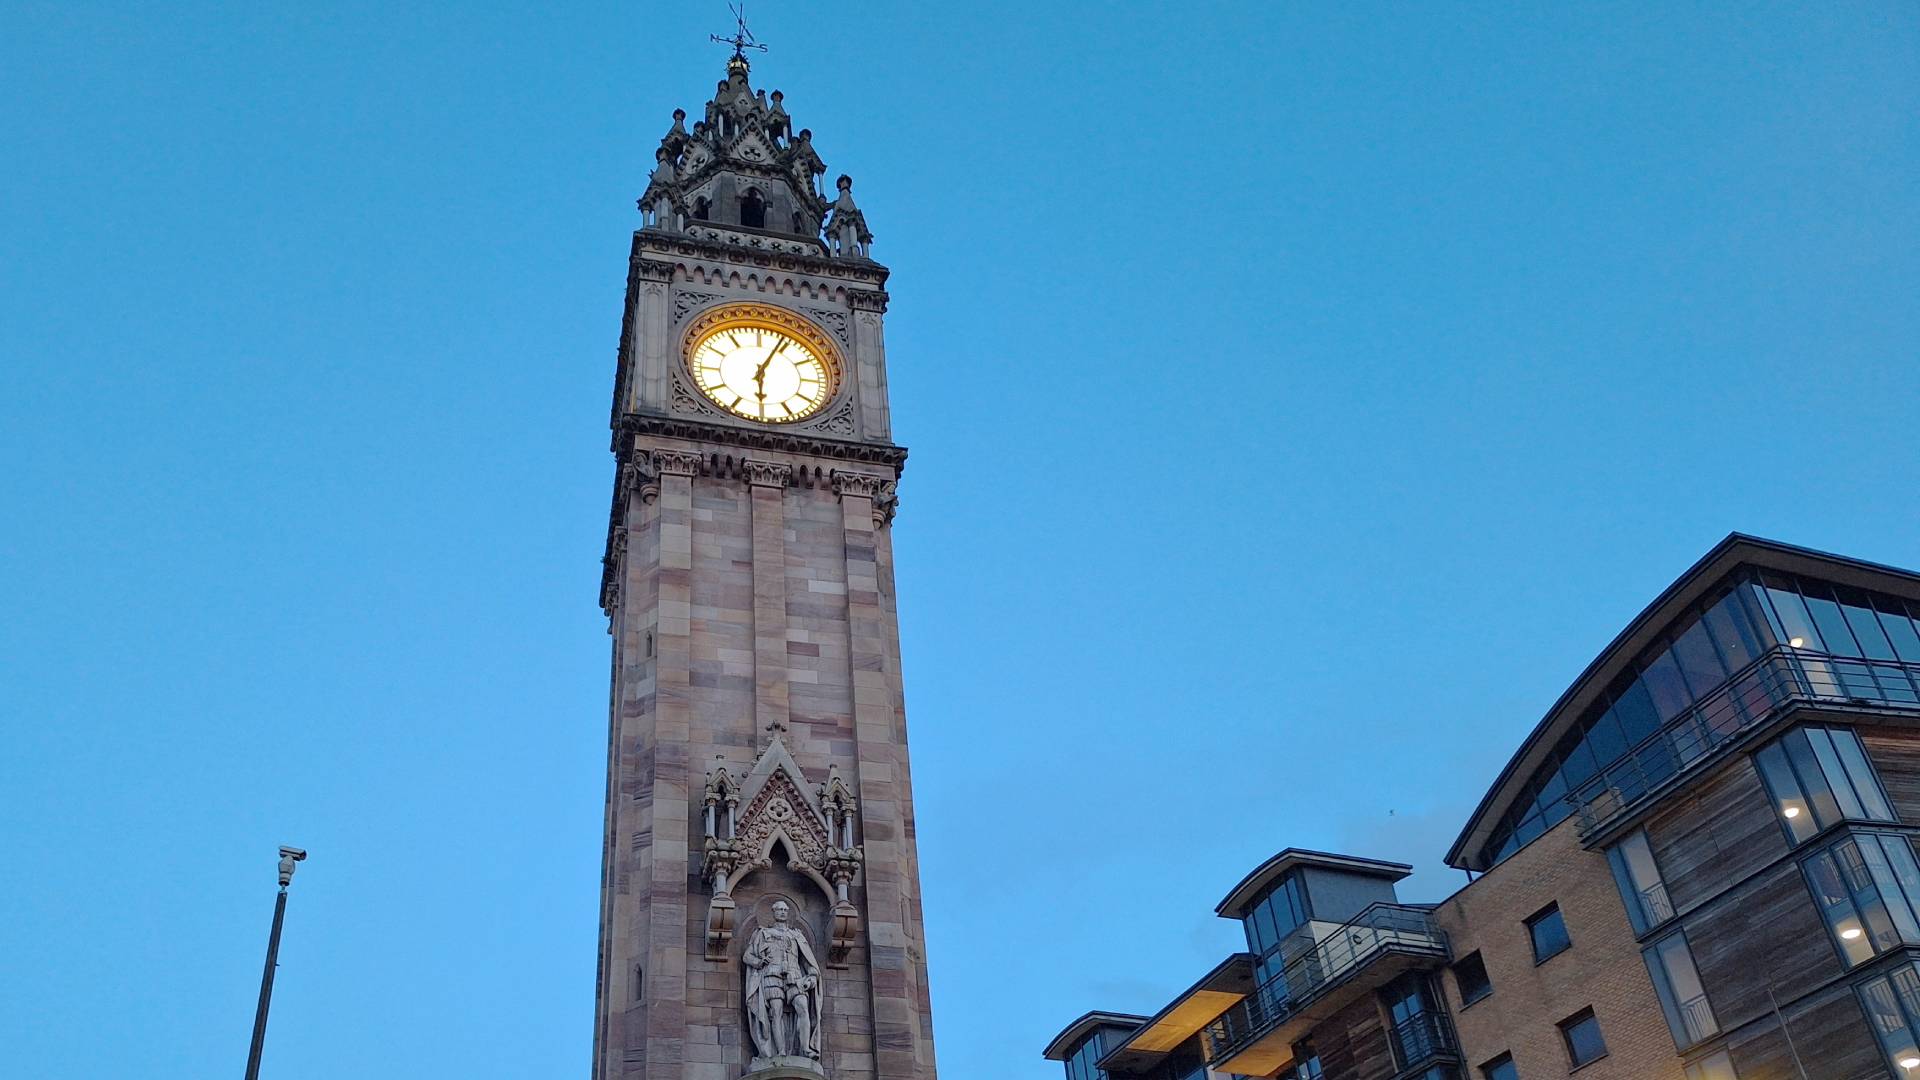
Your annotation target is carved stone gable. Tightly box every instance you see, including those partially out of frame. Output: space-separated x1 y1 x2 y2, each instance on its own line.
700 737 865 965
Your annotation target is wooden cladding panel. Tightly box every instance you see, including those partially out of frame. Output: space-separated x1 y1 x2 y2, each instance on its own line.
1861 727 1920 824
1727 986 1883 1080
1646 757 1790 912
1312 991 1395 1080
1687 862 1842 1031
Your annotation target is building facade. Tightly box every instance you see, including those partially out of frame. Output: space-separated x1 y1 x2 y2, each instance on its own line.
1045 536 1920 1080
594 53 937 1080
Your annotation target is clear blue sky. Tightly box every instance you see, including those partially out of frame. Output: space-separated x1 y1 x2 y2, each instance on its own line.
3 2 1917 1077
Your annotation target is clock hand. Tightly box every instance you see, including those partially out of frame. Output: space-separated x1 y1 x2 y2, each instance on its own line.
753 343 786 400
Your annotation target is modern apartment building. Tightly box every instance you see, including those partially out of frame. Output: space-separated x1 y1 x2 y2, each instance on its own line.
1044 535 1920 1080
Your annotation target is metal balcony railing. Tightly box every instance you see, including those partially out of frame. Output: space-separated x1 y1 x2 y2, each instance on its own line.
1201 904 1448 1065
1639 881 1675 925
1570 647 1920 841
1677 993 1718 1044
1388 1009 1461 1071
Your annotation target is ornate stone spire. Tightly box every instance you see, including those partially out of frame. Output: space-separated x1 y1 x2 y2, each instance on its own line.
638 57 864 258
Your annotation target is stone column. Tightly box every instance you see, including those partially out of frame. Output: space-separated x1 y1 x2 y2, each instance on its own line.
745 460 793 743
833 468 933 1080
870 495 936 1075
644 447 702 1080
600 451 664 1080
633 258 675 412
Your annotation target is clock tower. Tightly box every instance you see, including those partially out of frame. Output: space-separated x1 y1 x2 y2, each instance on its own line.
592 52 938 1080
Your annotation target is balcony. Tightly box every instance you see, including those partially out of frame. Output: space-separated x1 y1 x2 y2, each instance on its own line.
1201 904 1449 1076
1570 647 1920 842
1389 1009 1462 1073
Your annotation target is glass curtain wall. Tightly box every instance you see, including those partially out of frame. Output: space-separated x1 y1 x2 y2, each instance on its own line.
1803 832 1920 966
1478 571 1920 868
1859 964 1920 1075
1244 874 1311 997
1753 726 1895 843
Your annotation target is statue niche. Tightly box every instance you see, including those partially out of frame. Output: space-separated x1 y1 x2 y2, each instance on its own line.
742 897 825 1074
700 738 863 967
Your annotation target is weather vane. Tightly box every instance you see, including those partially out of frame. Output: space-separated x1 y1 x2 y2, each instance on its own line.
710 2 768 60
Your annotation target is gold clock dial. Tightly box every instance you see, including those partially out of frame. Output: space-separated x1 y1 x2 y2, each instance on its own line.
688 322 834 422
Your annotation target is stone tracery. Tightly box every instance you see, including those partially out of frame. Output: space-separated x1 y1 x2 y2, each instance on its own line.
702 739 864 966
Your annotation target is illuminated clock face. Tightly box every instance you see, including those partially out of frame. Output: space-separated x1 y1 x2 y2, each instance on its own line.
688 322 834 422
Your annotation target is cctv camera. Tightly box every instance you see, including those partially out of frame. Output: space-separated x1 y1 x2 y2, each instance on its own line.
279 846 307 861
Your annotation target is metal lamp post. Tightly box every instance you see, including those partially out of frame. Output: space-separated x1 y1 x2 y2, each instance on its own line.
244 846 307 1080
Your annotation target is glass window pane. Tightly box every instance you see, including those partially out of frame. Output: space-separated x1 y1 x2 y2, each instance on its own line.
1705 592 1764 671
1765 582 1824 650
1836 839 1904 952
1806 727 1868 820
1529 906 1571 961
1806 849 1877 966
1586 710 1629 770
1643 650 1694 720
1840 593 1899 660
1830 729 1896 821
1755 742 1817 842
1806 592 1865 658
1561 1011 1608 1066
1860 975 1920 1072
1783 731 1844 827
1652 934 1715 1042
1252 898 1278 952
1876 601 1920 663
1612 680 1663 745
1858 835 1920 944
1559 735 1599 789
1740 581 1785 646
1673 621 1730 698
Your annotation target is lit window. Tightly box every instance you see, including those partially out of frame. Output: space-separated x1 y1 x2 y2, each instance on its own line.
1644 932 1718 1046
1802 832 1920 966
1754 726 1894 844
1527 904 1571 964
1558 1008 1608 1068
1859 964 1920 1077
1608 829 1674 933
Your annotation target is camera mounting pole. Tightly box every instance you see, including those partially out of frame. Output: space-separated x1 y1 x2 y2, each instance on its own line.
243 846 307 1080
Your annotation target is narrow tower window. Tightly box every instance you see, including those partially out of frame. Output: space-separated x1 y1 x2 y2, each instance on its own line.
740 189 765 228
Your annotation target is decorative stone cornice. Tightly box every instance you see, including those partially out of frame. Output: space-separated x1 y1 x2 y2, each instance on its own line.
742 459 793 488
654 449 704 477
633 256 677 282
635 231 890 289
616 414 908 471
832 470 899 528
845 288 889 313
830 470 888 500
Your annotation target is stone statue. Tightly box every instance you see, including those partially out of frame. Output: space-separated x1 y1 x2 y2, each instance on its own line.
743 900 824 1070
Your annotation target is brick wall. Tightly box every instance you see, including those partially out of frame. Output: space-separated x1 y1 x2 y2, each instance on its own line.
1432 816 1683 1080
